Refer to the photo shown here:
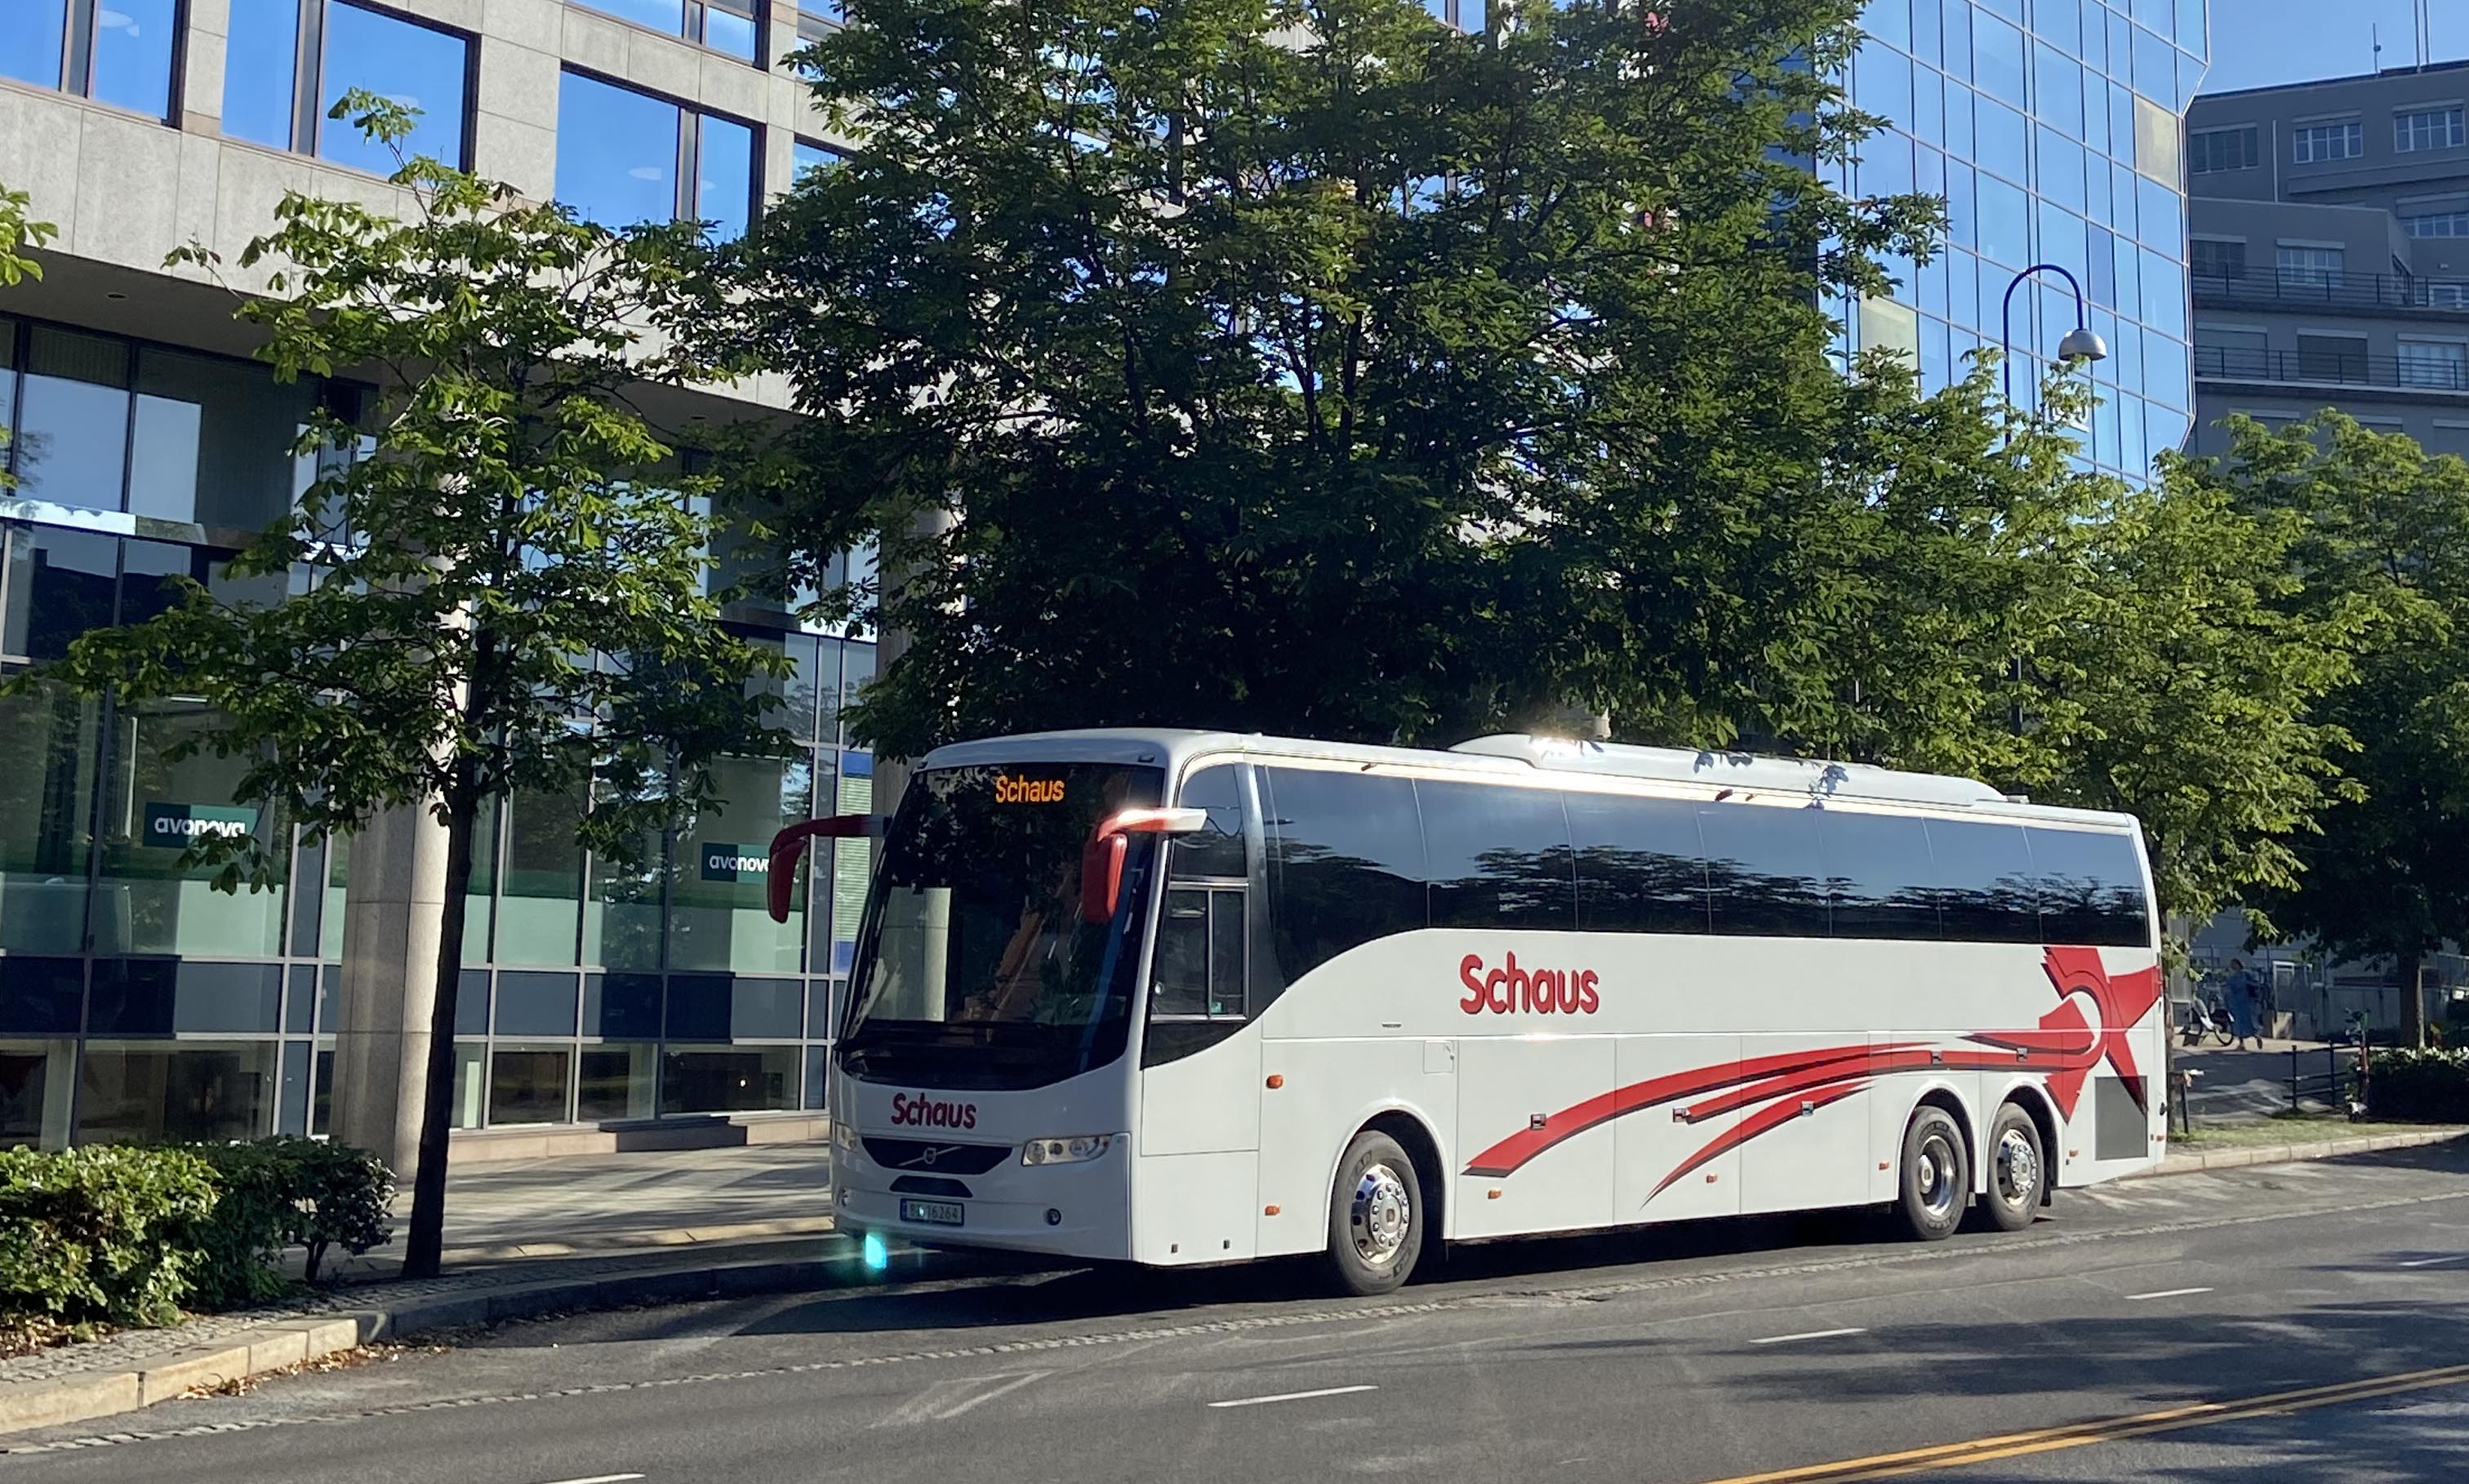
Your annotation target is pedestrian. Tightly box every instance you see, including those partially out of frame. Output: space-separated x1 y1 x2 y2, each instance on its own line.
2224 958 2262 1051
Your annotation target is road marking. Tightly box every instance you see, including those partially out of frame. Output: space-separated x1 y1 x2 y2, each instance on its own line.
2398 1254 2465 1269
1208 1384 1379 1410
934 1370 1051 1420
536 1475 645 1484
1749 1328 1866 1346
1688 1362 2469 1482
2124 1286 2213 1300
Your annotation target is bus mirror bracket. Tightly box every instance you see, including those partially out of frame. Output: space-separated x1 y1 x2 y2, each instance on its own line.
1080 807 1208 924
764 814 880 924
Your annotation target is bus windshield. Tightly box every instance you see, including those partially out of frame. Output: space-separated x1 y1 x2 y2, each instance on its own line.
839 762 1165 1090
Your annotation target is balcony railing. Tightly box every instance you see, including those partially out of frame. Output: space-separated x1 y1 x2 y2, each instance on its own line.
2194 344 2469 392
2191 269 2469 314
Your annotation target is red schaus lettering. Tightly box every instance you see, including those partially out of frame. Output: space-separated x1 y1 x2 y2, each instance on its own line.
889 1092 979 1129
1457 952 1599 1015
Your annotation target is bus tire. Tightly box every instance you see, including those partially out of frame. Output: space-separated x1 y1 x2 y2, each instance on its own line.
1982 1104 2045 1233
1896 1106 1969 1242
1323 1130 1423 1295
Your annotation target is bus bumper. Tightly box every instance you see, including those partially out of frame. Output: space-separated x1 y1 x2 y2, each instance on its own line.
834 1144 1135 1262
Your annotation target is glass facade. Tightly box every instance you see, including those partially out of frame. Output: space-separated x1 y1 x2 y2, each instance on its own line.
0 315 876 1149
1848 0 2207 480
0 0 180 122
572 0 763 63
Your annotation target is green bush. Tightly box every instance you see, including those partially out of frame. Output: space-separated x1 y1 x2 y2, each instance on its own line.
193 1136 397 1305
0 1145 218 1326
0 1138 397 1329
2364 1046 2469 1122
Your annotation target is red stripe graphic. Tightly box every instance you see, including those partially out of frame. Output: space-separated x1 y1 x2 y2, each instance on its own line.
1458 946 2164 1202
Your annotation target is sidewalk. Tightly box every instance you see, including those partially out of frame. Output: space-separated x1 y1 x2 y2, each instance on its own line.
2174 1039 2356 1122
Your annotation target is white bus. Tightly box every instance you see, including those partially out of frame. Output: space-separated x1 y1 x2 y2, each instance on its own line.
770 729 2164 1295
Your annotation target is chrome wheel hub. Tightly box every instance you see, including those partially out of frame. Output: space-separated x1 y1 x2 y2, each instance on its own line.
1350 1163 1412 1267
1996 1128 2040 1206
1915 1134 1960 1220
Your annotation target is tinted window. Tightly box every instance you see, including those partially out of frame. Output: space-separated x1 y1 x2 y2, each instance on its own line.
2025 827 2151 948
224 0 301 149
557 71 683 229
1170 765 1247 880
1420 780 1574 931
91 0 178 118
1922 819 2040 944
695 113 755 242
1261 767 1426 986
319 2 471 175
1818 811 1941 941
1697 804 1829 936
1567 791 1709 935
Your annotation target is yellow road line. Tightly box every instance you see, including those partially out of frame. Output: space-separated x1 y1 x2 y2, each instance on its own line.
1694 1363 2469 1482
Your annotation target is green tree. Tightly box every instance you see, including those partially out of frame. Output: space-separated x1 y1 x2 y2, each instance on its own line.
0 181 52 288
718 0 1955 756
16 99 781 1276
2213 412 2469 1046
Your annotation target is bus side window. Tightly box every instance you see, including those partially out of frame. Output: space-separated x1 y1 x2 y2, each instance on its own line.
1420 779 1577 931
1817 811 1942 941
1922 819 2041 944
1567 791 1711 934
1697 803 1830 938
2022 828 2152 947
1261 766 1429 989
1153 765 1250 1022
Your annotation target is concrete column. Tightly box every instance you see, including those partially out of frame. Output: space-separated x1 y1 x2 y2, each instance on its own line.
180 0 229 136
328 801 453 1182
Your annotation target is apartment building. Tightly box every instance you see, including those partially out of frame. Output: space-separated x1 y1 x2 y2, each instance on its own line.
2186 60 2469 456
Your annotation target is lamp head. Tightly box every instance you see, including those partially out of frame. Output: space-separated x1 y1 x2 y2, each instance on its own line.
2058 326 2109 363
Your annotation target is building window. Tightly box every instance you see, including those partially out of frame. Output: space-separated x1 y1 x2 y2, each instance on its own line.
2295 333 2369 383
2276 244 2345 290
0 0 180 122
2404 210 2469 238
2133 96 2182 189
222 0 474 175
2398 340 2469 390
555 71 758 242
2188 126 2259 175
2395 106 2466 154
790 138 843 183
2190 239 2246 281
2292 119 2364 164
569 0 761 63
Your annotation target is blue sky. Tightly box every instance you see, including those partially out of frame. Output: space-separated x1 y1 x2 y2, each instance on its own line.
2203 2 2469 94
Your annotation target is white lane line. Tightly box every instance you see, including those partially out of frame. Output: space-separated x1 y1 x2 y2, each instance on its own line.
1207 1384 1380 1410
2125 1286 2215 1301
535 1475 645 1484
1748 1327 1867 1346
934 1370 1052 1420
2399 1254 2467 1269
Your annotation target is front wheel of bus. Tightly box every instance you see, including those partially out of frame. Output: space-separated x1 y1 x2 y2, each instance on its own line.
1896 1106 1969 1242
1324 1131 1423 1296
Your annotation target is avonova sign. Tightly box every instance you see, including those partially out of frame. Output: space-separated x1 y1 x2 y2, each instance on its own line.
701 844 772 882
142 803 258 847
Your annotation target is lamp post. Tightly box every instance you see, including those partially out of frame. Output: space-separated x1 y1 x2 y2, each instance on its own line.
1998 263 2109 407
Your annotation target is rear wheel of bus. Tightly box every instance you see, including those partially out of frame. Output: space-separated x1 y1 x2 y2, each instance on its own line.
1896 1105 1969 1242
1323 1130 1424 1295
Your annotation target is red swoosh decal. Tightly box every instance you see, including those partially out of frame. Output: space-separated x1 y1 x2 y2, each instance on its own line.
1652 1081 1870 1199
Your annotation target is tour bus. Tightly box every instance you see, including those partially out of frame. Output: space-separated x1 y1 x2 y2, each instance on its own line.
767 730 2164 1295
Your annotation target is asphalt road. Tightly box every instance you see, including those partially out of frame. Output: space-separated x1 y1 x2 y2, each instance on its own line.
7 1144 2467 1484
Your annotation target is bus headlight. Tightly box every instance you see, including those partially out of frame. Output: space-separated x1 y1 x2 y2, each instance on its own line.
1021 1135 1113 1166
832 1120 859 1157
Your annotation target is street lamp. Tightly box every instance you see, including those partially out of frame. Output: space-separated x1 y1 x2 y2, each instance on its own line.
1999 263 2109 407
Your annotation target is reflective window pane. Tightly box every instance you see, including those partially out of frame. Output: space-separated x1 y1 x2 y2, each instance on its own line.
77 1041 277 1142
4 526 117 661
696 113 755 242
661 1044 796 1113
578 0 687 30
1421 780 1574 932
499 784 586 964
577 1042 656 1119
16 327 131 514
89 0 178 118
558 71 683 229
487 1045 572 1125
96 699 287 957
224 0 300 148
0 956 82 1035
130 349 320 531
318 2 471 176
0 2 67 91
0 684 99 954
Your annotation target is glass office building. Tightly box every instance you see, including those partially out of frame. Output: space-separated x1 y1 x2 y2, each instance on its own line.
0 0 872 1152
1844 0 2208 480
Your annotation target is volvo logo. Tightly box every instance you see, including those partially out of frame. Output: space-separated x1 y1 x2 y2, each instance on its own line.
901 1144 966 1169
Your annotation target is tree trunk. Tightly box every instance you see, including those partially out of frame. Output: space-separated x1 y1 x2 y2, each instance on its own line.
2397 950 2427 1050
400 782 479 1281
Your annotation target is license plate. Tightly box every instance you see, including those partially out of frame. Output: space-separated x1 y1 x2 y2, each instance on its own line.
900 1197 964 1227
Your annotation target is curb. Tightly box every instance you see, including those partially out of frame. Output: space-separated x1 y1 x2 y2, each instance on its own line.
0 1241 852 1439
2134 1125 2467 1179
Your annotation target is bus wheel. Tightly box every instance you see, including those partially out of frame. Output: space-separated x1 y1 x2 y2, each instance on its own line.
1982 1104 2045 1233
1896 1106 1969 1242
1323 1130 1423 1296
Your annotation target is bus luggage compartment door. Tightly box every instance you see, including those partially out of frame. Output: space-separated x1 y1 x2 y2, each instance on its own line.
1453 1034 1615 1240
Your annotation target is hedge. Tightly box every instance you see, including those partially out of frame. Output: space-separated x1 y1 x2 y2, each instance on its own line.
2363 1046 2469 1123
0 1137 395 1328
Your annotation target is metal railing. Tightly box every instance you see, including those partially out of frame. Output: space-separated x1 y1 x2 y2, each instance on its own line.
2192 269 2469 314
2193 344 2469 392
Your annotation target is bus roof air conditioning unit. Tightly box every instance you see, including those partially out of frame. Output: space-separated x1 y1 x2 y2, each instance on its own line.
1446 735 2006 809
